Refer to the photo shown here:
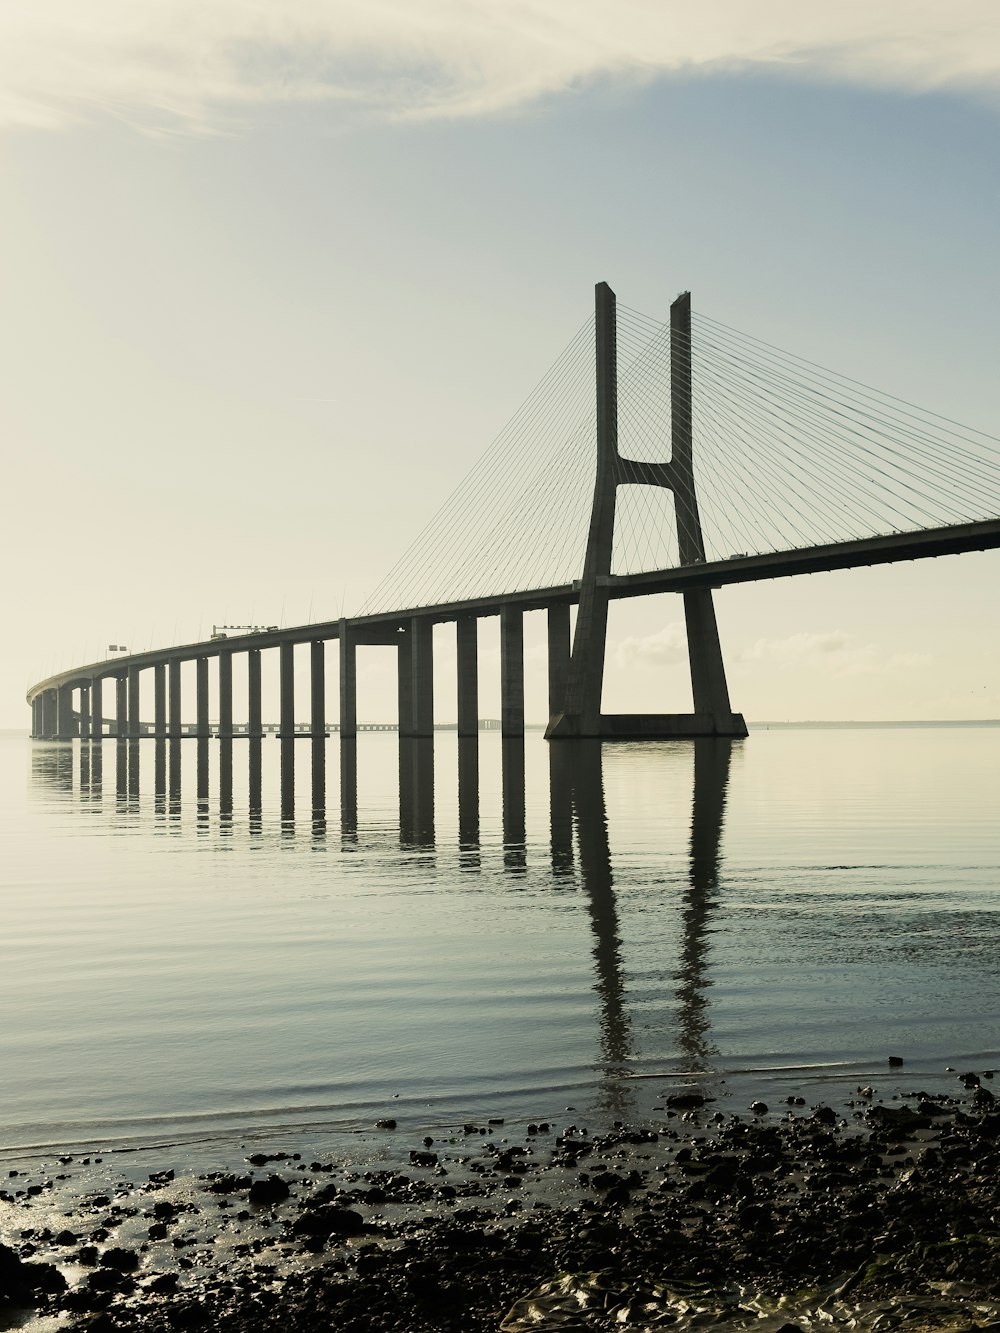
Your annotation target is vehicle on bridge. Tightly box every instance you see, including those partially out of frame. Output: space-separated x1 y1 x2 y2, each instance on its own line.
211 625 279 640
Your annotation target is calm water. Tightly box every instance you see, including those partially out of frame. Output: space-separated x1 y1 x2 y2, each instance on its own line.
3 726 999 1157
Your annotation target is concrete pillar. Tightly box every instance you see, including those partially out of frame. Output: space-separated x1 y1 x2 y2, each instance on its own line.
115 676 127 739
500 605 524 737
547 604 571 720
218 651 233 740
196 657 209 737
56 683 75 740
42 690 57 739
502 737 526 871
684 589 734 720
79 685 91 740
248 650 261 738
397 627 413 737
311 640 326 738
279 642 294 738
338 621 356 740
154 665 166 737
411 619 434 739
91 679 103 740
457 737 479 853
456 617 478 738
30 696 39 738
168 660 181 738
546 282 618 738
127 666 140 739
248 737 262 824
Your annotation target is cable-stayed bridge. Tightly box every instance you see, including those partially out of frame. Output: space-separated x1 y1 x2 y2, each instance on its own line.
27 283 1000 743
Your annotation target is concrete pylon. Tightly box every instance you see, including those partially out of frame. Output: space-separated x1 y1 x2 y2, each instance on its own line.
546 283 746 740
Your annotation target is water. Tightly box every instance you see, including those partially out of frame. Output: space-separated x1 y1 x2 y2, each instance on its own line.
3 726 1000 1159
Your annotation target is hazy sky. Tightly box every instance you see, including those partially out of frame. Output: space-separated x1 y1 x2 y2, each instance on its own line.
4 2 1000 727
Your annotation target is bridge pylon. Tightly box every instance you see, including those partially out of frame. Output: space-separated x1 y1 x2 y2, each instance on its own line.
546 283 747 741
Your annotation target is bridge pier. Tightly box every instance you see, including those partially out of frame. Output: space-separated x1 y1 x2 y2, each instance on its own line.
456 617 478 738
279 644 294 739
128 666 140 740
547 605 571 720
397 627 413 736
248 649 262 739
218 651 233 740
500 606 524 737
154 664 166 738
546 283 746 741
339 620 356 739
408 619 434 739
168 660 181 739
56 683 75 740
79 684 91 740
311 641 326 739
115 675 127 739
91 679 103 740
196 657 209 738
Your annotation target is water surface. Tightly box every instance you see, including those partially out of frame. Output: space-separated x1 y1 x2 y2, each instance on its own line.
3 726 999 1156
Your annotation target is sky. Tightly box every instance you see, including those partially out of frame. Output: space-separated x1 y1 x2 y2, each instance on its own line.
3 0 1000 727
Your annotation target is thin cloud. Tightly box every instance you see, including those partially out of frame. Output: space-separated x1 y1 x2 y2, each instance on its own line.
740 630 928 678
615 622 688 669
2 1 999 133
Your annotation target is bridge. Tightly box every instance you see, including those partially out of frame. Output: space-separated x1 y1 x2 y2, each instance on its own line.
26 283 1000 743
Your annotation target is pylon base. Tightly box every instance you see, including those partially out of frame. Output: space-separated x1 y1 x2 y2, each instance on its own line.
546 712 748 740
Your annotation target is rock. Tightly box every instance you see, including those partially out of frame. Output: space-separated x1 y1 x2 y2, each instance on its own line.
375 1119 397 1130
409 1151 438 1167
667 1092 710 1109
750 1101 768 1115
292 1206 365 1240
888 1055 904 1067
248 1175 290 1206
99 1247 139 1272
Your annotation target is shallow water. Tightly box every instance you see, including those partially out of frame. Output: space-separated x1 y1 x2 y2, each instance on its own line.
3 725 999 1157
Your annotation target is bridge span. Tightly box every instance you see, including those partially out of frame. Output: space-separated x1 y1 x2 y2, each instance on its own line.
26 283 1000 743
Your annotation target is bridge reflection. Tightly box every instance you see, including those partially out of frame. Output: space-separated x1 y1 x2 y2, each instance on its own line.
32 734 733 1104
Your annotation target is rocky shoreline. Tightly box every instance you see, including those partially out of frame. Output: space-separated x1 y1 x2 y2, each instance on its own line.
3 1074 1000 1332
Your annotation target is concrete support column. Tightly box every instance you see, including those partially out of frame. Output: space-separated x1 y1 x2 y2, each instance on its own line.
91 679 103 740
547 604 571 720
196 657 209 737
338 620 356 739
168 660 181 738
127 666 140 739
546 282 618 738
311 640 326 738
218 651 233 739
248 650 261 738
397 627 413 737
279 643 294 739
154 665 166 738
42 690 57 739
115 676 127 739
456 617 479 738
30 697 41 738
411 619 434 739
79 685 91 740
683 589 734 720
56 683 75 740
500 606 524 737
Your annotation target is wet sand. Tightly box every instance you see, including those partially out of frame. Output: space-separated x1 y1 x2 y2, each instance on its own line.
3 1072 1000 1333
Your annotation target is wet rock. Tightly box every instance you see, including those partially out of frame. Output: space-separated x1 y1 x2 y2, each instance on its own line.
666 1091 711 1109
248 1175 290 1206
291 1206 365 1240
99 1247 139 1272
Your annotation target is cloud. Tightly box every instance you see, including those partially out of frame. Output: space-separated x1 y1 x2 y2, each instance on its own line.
2 1 999 133
740 630 852 663
740 630 928 678
615 622 688 669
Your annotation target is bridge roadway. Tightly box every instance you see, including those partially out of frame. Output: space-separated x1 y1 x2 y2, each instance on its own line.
27 515 1000 739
